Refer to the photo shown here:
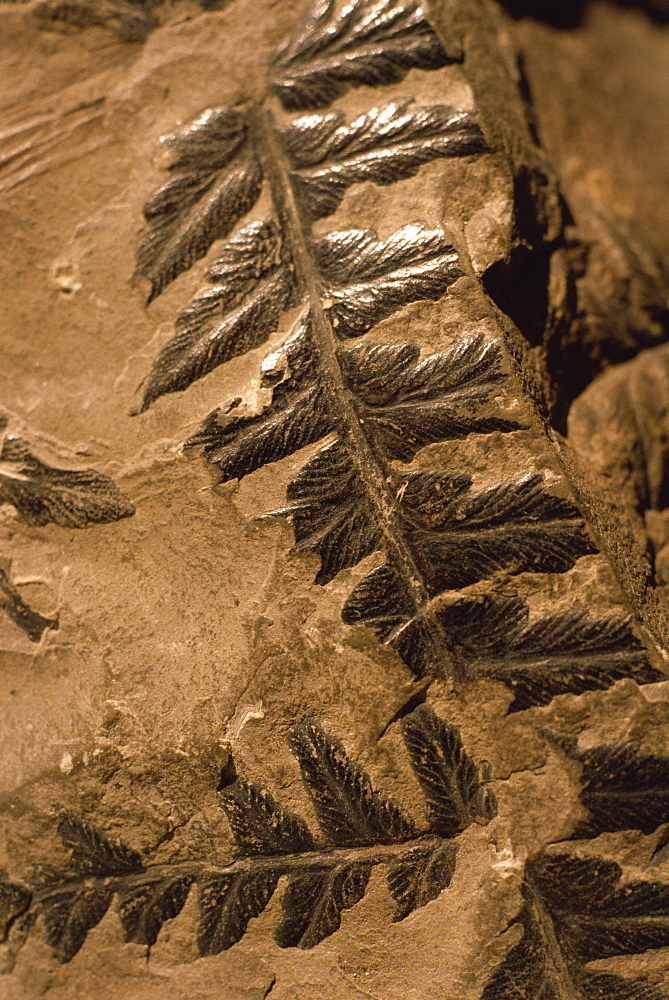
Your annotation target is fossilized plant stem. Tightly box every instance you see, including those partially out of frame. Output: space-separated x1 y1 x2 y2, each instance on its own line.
32 834 448 904
248 104 463 683
525 865 578 1000
450 218 669 667
427 0 669 656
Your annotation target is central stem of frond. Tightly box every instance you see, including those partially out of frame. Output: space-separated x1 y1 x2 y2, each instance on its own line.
247 104 462 684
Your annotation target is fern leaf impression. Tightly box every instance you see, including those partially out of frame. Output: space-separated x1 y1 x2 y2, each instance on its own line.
0 564 58 642
544 733 669 837
6 0 669 994
483 853 669 1000
270 0 462 109
4 707 494 961
132 0 665 713
0 436 134 529
0 420 134 639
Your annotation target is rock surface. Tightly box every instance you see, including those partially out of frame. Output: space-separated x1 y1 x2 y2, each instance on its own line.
1 1 669 998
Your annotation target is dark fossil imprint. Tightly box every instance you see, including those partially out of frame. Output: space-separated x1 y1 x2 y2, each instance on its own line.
482 852 669 1000
545 730 669 839
2 0 669 992
6 705 669 987
0 435 134 531
478 733 669 998
0 706 495 962
0 416 134 640
132 0 662 708
118 0 669 993
0 564 58 642
417 593 661 712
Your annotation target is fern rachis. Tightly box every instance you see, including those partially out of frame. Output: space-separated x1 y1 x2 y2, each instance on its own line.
249 105 461 673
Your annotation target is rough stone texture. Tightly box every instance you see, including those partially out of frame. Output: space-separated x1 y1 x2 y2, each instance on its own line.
1 1 669 998
515 2 669 648
513 2 669 397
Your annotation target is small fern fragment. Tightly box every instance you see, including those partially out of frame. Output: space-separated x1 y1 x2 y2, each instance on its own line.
400 704 496 834
198 868 280 955
288 718 417 845
0 565 58 642
0 437 134 528
118 870 195 946
430 594 661 711
386 840 457 922
0 876 32 942
275 861 372 949
545 734 669 837
40 881 114 964
58 813 144 877
483 852 669 1000
136 108 263 302
220 776 315 855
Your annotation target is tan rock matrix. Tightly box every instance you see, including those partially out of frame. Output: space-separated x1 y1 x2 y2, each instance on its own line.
1 0 669 997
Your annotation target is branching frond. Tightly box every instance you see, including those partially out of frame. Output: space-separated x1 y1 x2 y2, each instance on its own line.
129 0 634 705
9 707 493 961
